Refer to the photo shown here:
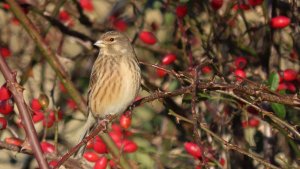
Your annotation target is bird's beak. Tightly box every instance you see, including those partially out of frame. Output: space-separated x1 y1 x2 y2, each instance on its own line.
94 40 104 47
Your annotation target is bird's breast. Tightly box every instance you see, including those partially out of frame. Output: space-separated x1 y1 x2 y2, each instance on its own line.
90 57 140 118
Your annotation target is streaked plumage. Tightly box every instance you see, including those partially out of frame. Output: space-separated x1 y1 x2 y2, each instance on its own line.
74 31 141 157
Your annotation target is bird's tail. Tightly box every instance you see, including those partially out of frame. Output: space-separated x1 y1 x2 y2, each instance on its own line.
73 112 96 158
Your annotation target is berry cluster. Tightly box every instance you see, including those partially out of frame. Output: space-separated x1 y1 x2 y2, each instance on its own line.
184 142 225 168
0 84 13 130
82 121 138 169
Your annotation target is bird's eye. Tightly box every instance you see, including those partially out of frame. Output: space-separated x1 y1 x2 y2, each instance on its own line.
109 38 114 42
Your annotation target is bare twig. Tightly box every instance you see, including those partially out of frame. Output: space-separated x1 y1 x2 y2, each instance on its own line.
130 81 300 140
191 67 202 145
215 90 300 139
199 123 280 169
0 141 33 155
168 109 281 169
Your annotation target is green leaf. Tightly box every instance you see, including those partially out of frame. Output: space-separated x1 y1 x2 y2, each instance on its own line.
182 93 192 103
168 80 179 91
153 1 162 9
164 12 175 25
180 0 190 3
128 152 155 168
271 103 286 119
268 72 280 91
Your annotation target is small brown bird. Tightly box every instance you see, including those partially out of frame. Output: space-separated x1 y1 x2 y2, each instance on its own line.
75 31 141 157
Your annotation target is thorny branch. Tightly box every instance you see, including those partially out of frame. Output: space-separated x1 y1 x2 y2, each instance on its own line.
167 100 281 169
0 141 33 155
0 42 49 168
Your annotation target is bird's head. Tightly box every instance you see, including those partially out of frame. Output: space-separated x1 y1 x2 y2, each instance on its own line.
94 31 133 55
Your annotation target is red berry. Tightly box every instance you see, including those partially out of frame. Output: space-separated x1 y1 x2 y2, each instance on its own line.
11 18 20 25
59 83 67 93
31 99 42 111
234 69 246 81
94 157 108 169
0 47 10 57
156 67 167 77
248 118 260 127
59 14 73 27
162 53 177 65
290 49 298 60
201 66 212 74
111 123 122 133
219 158 225 166
176 5 188 18
80 0 94 12
282 69 297 81
43 118 54 128
32 110 44 123
5 137 23 146
84 151 100 162
248 0 263 6
86 139 94 149
109 131 123 143
125 130 133 137
93 138 107 154
49 160 58 168
123 140 138 153
210 0 223 10
116 140 138 153
270 16 290 29
41 141 55 153
113 19 128 32
277 82 287 91
120 114 131 129
0 47 11 58
234 57 247 69
184 142 202 158
0 85 11 101
195 166 202 169
139 31 157 45
0 117 7 130
49 111 63 121
109 160 116 168
0 99 14 115
2 3 10 10
242 121 248 128
286 82 296 93
67 99 78 110
59 10 70 22
232 4 250 11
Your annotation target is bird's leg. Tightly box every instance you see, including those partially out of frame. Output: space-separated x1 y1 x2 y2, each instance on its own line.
98 118 110 133
99 114 118 132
